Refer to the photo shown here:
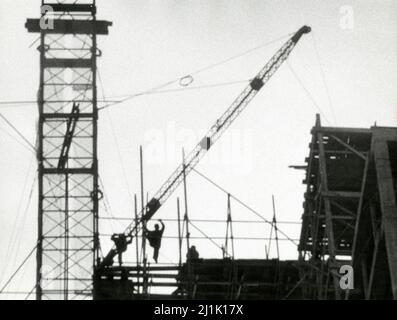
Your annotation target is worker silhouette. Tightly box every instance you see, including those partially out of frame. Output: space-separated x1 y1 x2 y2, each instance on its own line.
111 233 132 266
186 245 199 261
144 220 165 263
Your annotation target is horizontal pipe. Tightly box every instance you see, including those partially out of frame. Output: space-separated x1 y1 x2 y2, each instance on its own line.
99 217 300 224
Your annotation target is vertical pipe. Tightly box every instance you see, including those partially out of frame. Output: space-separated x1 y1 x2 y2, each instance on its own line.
224 194 229 259
267 195 276 259
228 194 235 259
140 146 147 295
140 147 144 214
134 194 140 294
92 1 100 278
272 195 280 260
182 149 191 296
182 149 190 252
177 198 182 267
272 195 281 299
36 25 45 301
64 173 69 300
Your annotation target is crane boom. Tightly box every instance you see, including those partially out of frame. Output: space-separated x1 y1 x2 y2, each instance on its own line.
99 25 310 268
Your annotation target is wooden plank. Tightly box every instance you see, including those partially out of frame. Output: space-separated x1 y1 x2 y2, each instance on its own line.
329 135 367 160
366 222 382 299
330 200 356 217
373 138 397 299
350 156 370 265
323 191 361 199
318 130 341 299
313 126 372 135
104 265 180 272
304 214 355 220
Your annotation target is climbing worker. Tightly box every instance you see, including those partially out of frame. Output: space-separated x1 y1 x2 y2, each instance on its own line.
186 245 199 261
111 233 133 266
144 219 165 263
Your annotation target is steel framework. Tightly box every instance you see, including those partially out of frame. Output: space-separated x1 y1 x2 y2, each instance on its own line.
26 0 111 299
350 127 397 299
299 115 397 300
298 114 372 299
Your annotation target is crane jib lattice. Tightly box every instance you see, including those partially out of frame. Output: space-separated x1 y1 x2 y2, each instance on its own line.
99 25 311 269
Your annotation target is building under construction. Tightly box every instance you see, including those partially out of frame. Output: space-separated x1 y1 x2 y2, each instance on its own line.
92 116 397 300
299 116 397 300
1 1 396 300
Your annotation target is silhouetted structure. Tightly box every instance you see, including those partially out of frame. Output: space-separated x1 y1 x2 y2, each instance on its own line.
93 259 302 300
299 115 397 300
23 2 397 301
26 1 111 300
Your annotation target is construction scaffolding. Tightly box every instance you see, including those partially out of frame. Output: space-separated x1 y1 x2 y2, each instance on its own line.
298 115 397 300
349 127 397 299
11 1 396 301
92 140 300 300
94 195 297 300
25 1 111 299
93 259 302 300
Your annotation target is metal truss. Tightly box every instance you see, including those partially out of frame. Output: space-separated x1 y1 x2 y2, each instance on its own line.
26 0 111 300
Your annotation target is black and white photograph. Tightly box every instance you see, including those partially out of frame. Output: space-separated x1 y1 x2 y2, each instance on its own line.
0 0 397 307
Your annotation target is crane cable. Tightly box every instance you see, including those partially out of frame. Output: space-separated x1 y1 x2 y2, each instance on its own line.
115 79 251 96
98 68 137 228
0 244 37 294
10 32 292 112
192 168 299 246
310 32 338 125
98 32 293 111
3 169 37 287
286 61 332 126
0 125 34 153
0 113 36 152
188 221 231 257
0 159 36 287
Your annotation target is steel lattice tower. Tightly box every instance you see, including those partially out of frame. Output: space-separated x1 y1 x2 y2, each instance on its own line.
26 1 111 300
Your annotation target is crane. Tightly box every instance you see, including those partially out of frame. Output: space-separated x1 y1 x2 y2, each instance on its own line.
99 25 311 268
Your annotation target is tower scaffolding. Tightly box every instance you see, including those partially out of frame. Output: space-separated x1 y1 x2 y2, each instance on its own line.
26 0 111 300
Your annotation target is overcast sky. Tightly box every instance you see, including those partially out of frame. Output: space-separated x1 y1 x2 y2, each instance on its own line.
1 0 397 299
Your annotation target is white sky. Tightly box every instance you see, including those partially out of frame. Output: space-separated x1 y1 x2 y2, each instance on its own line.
1 0 397 299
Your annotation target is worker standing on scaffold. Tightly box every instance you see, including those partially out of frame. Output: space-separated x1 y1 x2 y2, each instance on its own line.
144 219 165 263
187 245 199 261
111 233 133 266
